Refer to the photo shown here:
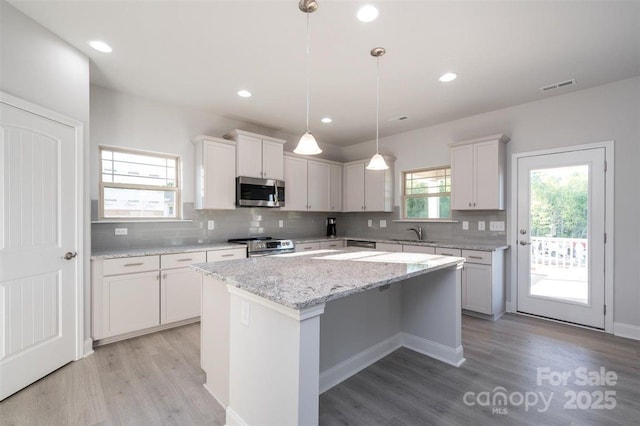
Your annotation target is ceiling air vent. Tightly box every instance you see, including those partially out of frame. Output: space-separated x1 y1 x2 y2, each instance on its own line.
540 78 576 93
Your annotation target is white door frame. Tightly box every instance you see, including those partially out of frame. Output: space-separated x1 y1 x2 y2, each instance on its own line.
1 91 85 359
509 141 614 333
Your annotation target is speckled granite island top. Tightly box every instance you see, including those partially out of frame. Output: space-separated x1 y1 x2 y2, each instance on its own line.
192 248 464 310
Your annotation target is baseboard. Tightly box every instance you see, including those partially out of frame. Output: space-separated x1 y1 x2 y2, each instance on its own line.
203 383 227 409
225 406 248 426
319 333 403 394
83 338 94 357
401 333 466 367
613 322 640 341
93 317 200 347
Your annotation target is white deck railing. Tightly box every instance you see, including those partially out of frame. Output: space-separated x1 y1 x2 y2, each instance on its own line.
530 236 587 268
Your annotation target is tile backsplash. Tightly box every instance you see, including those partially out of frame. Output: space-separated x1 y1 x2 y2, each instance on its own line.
91 201 506 252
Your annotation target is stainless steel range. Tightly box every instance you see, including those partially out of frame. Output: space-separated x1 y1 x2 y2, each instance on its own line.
228 237 295 257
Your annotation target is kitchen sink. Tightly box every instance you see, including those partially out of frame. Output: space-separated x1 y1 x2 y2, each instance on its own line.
390 239 438 244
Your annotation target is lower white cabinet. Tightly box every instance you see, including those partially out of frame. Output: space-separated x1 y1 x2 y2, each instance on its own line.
375 242 403 252
402 245 436 254
320 240 345 249
296 242 321 252
92 247 246 343
461 249 505 320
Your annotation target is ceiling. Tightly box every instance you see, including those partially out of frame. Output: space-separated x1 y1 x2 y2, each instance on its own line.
9 1 640 147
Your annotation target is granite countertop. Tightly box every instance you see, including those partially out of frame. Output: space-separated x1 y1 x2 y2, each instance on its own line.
90 243 243 259
192 248 464 310
294 236 509 251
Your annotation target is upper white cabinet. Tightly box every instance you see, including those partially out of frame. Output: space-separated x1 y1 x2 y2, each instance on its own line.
329 164 343 212
225 129 286 180
450 134 509 210
282 154 335 212
193 135 236 210
343 158 394 212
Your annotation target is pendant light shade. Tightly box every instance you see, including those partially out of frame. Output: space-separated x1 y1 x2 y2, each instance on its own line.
366 47 389 171
294 0 322 155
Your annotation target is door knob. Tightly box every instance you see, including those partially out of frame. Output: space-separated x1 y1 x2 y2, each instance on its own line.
63 251 78 260
519 241 532 246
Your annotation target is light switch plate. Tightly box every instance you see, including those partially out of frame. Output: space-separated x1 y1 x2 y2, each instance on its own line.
207 220 215 230
279 220 284 228
462 221 469 230
368 219 373 227
380 220 387 228
478 221 486 231
489 221 505 231
114 228 127 236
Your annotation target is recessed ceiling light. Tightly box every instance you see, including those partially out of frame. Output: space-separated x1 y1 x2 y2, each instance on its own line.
237 90 252 98
321 117 333 124
357 5 379 22
439 72 458 83
88 40 112 53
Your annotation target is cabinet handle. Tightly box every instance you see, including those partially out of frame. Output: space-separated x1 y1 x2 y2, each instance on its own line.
473 202 477 207
468 202 472 207
124 262 144 267
441 253 454 256
176 258 194 262
304 247 313 250
468 255 483 260
162 273 167 279
221 254 235 258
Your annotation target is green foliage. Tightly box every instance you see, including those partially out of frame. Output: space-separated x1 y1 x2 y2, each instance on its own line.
530 167 588 238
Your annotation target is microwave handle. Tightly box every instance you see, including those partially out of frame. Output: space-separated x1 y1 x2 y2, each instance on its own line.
274 180 279 204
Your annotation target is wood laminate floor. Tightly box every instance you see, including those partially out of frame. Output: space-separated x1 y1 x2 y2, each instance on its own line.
1 314 638 425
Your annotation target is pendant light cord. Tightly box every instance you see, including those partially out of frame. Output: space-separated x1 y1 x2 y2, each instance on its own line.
376 56 380 154
306 11 311 133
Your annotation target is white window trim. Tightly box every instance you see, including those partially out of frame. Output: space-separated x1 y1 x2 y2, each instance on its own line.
99 145 182 220
402 166 452 221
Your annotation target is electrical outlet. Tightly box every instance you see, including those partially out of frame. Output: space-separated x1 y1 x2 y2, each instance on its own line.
240 301 250 326
367 219 373 227
478 221 485 231
257 227 264 234
489 221 505 231
462 221 469 230
207 220 215 230
114 228 127 236
380 220 387 228
279 220 284 228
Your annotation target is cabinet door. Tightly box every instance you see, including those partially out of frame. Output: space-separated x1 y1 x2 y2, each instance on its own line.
262 140 284 180
237 135 263 178
450 144 474 210
307 160 330 211
463 263 492 314
474 140 502 209
376 242 403 252
403 245 436 254
329 164 343 212
282 156 308 211
161 268 202 324
102 271 160 337
364 168 386 211
320 240 345 249
202 141 236 209
343 162 365 212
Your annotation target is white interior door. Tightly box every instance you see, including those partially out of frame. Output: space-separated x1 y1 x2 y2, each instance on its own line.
0 99 79 400
516 148 605 328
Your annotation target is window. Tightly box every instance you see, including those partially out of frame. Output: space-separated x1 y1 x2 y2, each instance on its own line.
403 167 451 220
100 146 180 219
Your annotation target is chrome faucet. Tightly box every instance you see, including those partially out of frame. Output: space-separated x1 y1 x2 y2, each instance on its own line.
407 226 423 241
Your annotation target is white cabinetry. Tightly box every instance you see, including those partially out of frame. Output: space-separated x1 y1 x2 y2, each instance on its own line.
225 129 286 180
160 251 206 324
375 242 403 252
282 154 338 212
296 242 321 252
461 249 504 320
320 240 345 250
343 158 394 212
329 164 343 212
403 244 436 254
450 134 509 210
91 247 247 344
193 135 236 210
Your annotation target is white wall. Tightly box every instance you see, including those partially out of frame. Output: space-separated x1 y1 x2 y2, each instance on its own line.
90 85 343 202
344 77 640 328
0 0 92 343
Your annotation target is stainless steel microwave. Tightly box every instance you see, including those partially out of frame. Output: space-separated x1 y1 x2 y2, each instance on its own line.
236 176 285 208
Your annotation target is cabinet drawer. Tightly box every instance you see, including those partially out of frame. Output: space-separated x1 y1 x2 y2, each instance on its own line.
296 242 321 252
103 255 159 276
320 240 345 250
161 251 206 269
403 245 436 254
462 249 492 265
376 242 403 252
435 247 462 257
207 248 247 262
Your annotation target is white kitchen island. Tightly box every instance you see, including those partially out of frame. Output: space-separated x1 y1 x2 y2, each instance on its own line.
193 249 465 426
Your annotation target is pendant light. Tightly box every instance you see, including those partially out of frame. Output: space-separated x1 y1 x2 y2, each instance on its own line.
294 0 322 155
366 47 389 170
